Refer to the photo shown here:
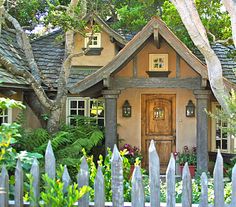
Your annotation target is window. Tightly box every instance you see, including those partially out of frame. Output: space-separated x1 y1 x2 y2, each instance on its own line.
149 54 168 71
0 108 12 125
84 33 101 48
67 97 105 127
211 103 234 153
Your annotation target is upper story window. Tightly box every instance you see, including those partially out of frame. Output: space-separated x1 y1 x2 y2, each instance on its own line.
84 33 101 48
66 97 105 127
211 102 235 153
149 54 168 71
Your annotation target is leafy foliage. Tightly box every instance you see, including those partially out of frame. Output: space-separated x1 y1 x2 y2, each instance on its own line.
26 166 90 207
162 0 232 49
16 116 104 179
84 147 145 202
0 98 42 173
176 145 197 166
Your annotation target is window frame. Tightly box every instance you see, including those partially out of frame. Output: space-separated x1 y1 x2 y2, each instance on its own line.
84 33 101 48
66 97 105 126
211 102 234 153
0 108 12 124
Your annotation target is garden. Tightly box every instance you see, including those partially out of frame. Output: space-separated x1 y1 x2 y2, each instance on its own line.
0 98 235 207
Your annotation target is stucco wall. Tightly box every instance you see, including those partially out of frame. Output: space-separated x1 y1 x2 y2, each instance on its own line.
115 38 199 78
117 88 197 152
71 30 116 67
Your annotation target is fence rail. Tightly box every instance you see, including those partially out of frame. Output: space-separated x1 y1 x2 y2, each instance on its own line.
0 140 235 207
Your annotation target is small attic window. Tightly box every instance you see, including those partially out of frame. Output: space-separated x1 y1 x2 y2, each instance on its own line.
84 33 101 48
149 54 168 71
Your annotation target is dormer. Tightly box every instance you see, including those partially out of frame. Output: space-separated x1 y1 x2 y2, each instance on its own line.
71 13 127 67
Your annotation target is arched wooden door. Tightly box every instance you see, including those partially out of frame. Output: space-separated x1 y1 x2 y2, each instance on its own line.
141 94 176 173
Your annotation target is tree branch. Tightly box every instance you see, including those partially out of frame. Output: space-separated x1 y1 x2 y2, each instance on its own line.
222 0 236 47
0 55 55 110
2 8 42 83
170 0 230 112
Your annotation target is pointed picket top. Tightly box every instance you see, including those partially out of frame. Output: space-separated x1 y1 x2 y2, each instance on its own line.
131 165 145 207
15 158 23 207
182 163 192 207
30 158 40 207
111 144 122 162
80 156 89 172
213 149 224 207
166 154 175 207
149 140 160 207
230 164 236 206
111 144 123 207
94 165 105 207
199 172 208 207
45 140 56 179
0 165 9 207
62 165 71 193
78 156 89 207
132 165 142 183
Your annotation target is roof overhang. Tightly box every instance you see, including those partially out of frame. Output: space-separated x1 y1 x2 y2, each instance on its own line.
69 16 208 95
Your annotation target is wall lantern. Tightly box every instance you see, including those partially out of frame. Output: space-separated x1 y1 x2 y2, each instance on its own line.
186 100 195 117
122 100 131 117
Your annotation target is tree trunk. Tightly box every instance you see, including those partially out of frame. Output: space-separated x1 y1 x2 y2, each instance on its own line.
24 92 48 128
170 0 230 113
47 108 63 134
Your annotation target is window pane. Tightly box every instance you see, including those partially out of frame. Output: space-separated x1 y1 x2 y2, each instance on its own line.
216 140 221 149
222 140 228 150
216 129 221 139
78 110 85 115
222 132 228 139
98 119 104 127
70 101 77 108
78 101 85 109
70 110 77 115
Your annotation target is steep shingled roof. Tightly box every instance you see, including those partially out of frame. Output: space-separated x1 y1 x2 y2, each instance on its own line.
195 43 236 84
31 30 65 86
0 30 29 87
0 30 29 71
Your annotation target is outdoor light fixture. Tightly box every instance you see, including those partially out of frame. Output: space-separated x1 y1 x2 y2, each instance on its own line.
122 100 131 117
186 100 195 117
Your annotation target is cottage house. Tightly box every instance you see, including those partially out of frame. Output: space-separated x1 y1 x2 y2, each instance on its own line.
0 14 236 172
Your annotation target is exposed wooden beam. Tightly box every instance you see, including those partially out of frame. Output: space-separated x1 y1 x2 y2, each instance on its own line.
133 56 138 78
153 25 160 49
111 77 202 90
176 53 180 78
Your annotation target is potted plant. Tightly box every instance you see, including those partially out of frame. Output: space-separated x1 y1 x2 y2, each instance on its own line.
176 146 197 177
120 144 143 178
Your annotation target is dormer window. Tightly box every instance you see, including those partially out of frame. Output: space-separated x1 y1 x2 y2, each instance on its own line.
84 33 101 48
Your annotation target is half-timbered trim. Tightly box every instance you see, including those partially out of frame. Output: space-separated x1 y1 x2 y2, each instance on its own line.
70 16 207 95
111 77 202 90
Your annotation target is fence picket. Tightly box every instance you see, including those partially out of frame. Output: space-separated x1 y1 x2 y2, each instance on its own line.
30 158 40 207
78 157 89 207
131 165 145 207
213 150 224 207
199 172 208 207
0 166 9 207
166 154 175 207
149 140 160 207
62 165 71 193
181 163 192 207
111 144 124 207
230 164 236 207
94 165 105 207
15 159 23 207
45 141 55 179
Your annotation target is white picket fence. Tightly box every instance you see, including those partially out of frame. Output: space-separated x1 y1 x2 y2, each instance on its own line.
0 140 235 207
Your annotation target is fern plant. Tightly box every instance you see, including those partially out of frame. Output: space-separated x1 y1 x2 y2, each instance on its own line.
16 116 104 179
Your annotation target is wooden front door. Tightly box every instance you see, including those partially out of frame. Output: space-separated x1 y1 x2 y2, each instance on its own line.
141 94 176 173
